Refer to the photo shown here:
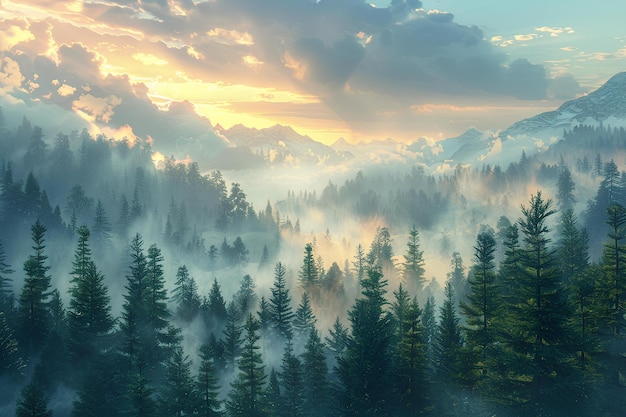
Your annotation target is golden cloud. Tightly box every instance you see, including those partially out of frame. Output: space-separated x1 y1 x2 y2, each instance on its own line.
207 28 254 46
132 53 168 66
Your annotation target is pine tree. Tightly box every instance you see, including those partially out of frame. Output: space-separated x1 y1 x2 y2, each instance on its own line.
336 267 393 417
599 203 626 334
226 314 267 417
280 341 305 417
299 243 319 297
223 300 243 368
325 317 349 357
293 292 316 337
500 192 580 415
197 344 222 417
235 274 256 316
92 199 112 247
16 382 52 417
205 278 228 328
68 226 113 362
402 226 426 294
302 328 328 417
394 297 428 416
557 165 576 212
269 262 294 340
257 296 272 331
265 369 281 417
460 229 499 377
352 244 366 295
435 280 463 385
557 210 589 285
0 239 14 311
160 344 198 417
421 296 437 374
171 265 200 322
18 220 52 352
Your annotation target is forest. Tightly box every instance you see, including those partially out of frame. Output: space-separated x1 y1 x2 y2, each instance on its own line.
2 109 626 417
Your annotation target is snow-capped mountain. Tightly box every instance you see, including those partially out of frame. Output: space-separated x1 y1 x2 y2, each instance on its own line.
215 124 352 167
504 71 626 137
425 72 626 168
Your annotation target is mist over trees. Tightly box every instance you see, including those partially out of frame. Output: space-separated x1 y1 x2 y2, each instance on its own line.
2 110 626 416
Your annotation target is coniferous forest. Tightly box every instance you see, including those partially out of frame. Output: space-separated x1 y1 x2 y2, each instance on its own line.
2 110 626 417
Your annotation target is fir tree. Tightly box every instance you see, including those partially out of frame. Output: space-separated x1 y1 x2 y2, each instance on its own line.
205 278 228 328
16 382 52 417
18 220 52 352
325 317 349 357
336 267 393 417
293 292 316 337
160 344 198 417
226 314 267 417
280 341 305 417
0 239 14 311
68 226 113 362
402 226 426 293
197 344 222 417
394 297 428 416
299 243 319 297
171 265 200 322
460 229 499 376
269 262 294 340
302 328 328 417
435 280 463 385
223 300 243 368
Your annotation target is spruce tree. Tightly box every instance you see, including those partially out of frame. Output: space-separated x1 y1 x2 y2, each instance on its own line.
16 382 52 417
18 220 52 352
280 341 305 417
197 344 222 417
325 317 349 358
226 314 267 417
394 297 428 416
460 229 499 376
336 266 393 417
557 210 589 284
205 278 228 328
68 226 113 362
293 292 316 337
171 265 200 322
435 280 463 385
223 300 243 368
599 203 626 334
299 243 319 297
0 239 13 311
269 262 294 340
160 344 198 417
501 192 580 415
402 226 426 293
302 328 328 417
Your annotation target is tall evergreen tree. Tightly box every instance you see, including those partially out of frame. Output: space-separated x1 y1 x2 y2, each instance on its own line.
159 344 198 417
435 280 463 385
394 297 428 416
197 344 222 417
18 220 52 352
599 203 626 334
205 278 228 328
269 262 294 340
226 314 267 417
299 243 319 297
16 382 52 417
280 341 305 417
557 210 589 284
171 265 200 322
500 192 580 415
402 226 426 294
0 239 14 311
223 300 243 368
302 328 328 417
336 267 393 417
460 229 499 377
68 226 113 362
325 317 349 358
292 292 316 337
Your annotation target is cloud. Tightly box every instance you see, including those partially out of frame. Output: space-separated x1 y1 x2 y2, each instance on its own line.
0 57 24 91
548 73 581 99
56 83 76 96
132 53 168 66
0 0 581 142
72 93 122 123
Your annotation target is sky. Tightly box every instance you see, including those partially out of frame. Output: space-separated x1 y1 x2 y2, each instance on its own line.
1 0 625 145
